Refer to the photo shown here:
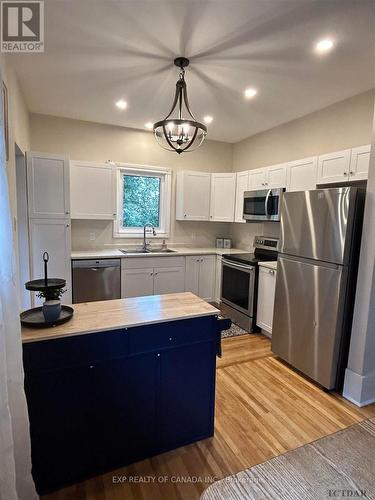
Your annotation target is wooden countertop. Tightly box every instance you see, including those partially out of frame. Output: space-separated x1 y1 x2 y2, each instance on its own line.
21 292 219 343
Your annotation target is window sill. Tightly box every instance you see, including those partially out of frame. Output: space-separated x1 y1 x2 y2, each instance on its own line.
113 232 170 239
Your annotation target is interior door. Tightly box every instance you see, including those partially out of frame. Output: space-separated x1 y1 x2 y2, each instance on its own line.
272 256 344 389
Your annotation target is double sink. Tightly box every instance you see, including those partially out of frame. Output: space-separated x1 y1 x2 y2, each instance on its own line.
120 248 177 255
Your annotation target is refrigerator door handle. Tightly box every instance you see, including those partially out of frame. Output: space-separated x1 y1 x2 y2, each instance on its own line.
265 189 271 218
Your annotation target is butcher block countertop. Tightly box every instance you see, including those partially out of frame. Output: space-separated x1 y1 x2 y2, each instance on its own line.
21 292 219 344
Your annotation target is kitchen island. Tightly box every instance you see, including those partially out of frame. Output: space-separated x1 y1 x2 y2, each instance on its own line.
22 293 228 494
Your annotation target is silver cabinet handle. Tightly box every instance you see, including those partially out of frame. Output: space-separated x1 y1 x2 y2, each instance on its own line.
66 224 70 227
65 211 70 214
343 172 348 176
154 272 158 276
150 272 153 276
269 269 275 275
200 258 203 262
350 171 354 175
184 214 187 218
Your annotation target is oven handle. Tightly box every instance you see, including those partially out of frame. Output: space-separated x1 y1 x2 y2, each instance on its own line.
222 259 255 272
265 189 272 218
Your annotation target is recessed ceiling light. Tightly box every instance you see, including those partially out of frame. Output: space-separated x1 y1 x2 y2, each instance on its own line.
244 87 257 99
145 122 153 130
115 99 127 110
203 115 213 124
315 38 335 54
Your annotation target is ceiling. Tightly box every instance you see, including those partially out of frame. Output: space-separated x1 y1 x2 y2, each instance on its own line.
7 0 375 143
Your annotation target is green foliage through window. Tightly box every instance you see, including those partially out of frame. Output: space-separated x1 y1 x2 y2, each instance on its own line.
122 174 160 228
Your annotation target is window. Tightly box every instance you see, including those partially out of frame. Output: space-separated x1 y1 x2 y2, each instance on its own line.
114 165 171 238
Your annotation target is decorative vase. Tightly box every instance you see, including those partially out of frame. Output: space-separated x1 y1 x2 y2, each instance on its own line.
42 300 61 322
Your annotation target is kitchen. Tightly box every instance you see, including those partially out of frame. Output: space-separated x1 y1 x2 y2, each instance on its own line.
1 1 375 499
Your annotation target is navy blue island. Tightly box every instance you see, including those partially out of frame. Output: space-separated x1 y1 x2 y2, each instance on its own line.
22 292 229 494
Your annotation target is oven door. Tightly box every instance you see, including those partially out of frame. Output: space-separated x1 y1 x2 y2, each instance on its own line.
243 189 283 221
221 260 255 316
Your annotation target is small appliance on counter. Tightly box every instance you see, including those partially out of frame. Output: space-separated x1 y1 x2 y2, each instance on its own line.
223 238 232 249
220 236 279 331
216 238 224 248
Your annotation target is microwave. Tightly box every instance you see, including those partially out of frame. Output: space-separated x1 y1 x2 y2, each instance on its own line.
243 188 284 222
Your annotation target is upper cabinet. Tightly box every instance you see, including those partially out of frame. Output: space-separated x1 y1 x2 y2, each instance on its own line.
248 164 287 190
210 173 236 222
27 152 70 219
349 145 371 181
248 168 267 190
287 156 318 192
70 162 116 219
317 149 351 185
176 171 211 221
234 171 249 223
267 163 287 188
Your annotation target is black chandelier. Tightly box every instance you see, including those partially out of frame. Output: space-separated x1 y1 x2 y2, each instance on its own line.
153 57 207 154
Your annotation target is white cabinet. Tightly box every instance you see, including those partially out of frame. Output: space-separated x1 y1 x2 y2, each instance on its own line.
29 219 72 305
267 163 287 188
256 265 277 336
249 164 287 190
121 268 154 298
210 173 236 222
121 256 185 298
176 171 211 221
249 168 267 190
27 152 70 219
70 161 116 219
287 156 318 192
185 255 216 301
349 145 371 181
234 171 249 223
154 267 185 295
317 149 351 185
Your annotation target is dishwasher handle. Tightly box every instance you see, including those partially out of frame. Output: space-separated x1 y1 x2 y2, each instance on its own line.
72 259 121 269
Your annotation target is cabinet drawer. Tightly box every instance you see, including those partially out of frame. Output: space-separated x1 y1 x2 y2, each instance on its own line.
128 317 216 355
23 329 129 372
122 256 185 269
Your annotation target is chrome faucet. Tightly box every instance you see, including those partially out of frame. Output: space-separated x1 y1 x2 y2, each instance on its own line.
142 223 156 251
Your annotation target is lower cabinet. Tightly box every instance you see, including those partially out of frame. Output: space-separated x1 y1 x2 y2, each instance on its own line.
256 266 277 336
122 268 154 297
154 266 185 295
185 255 215 301
23 317 219 494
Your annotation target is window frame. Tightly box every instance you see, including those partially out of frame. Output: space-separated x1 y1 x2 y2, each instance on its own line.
113 163 172 238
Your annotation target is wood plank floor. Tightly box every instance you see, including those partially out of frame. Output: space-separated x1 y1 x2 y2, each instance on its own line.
44 334 375 500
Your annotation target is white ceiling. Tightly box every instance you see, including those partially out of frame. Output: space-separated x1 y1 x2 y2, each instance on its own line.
7 0 375 143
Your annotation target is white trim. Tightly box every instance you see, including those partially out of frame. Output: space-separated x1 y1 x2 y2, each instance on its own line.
343 368 375 407
113 163 172 239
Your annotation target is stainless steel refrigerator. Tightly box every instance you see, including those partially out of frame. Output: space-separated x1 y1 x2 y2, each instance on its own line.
271 187 365 390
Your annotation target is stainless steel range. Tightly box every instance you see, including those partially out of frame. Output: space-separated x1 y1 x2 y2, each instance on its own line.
221 236 279 331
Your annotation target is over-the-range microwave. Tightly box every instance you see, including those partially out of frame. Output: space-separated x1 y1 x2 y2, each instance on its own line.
243 188 284 222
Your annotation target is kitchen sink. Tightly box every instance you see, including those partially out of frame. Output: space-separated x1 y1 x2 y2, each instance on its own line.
120 248 176 254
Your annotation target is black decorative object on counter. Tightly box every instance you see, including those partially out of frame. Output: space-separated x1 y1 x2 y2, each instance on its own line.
21 252 73 328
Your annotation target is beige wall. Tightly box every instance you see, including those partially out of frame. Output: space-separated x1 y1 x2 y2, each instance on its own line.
30 113 233 249
229 89 375 248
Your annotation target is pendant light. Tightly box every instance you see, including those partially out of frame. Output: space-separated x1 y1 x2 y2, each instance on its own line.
153 57 207 154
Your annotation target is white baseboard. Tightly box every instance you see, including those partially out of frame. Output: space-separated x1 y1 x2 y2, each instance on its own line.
343 368 375 407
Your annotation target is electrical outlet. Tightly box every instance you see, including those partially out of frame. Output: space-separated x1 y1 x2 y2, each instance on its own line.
89 232 96 241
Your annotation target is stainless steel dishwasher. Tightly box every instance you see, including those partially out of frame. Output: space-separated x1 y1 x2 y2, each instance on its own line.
72 259 121 303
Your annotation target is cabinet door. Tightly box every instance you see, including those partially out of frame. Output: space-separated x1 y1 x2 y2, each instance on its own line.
70 162 116 219
198 255 216 302
27 152 70 219
158 342 215 451
185 256 200 295
267 163 287 188
287 156 318 192
176 171 211 220
249 168 267 189
256 267 277 335
121 268 154 298
25 365 93 493
29 219 71 305
349 145 371 181
234 171 249 222
210 173 236 222
90 353 158 469
154 266 185 295
317 149 351 185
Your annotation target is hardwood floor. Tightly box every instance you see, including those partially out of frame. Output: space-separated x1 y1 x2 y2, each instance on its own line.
44 334 375 500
